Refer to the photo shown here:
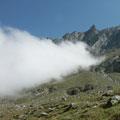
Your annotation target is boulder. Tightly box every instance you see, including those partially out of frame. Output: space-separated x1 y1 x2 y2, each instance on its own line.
48 86 57 93
67 87 80 95
18 114 27 120
102 90 114 97
64 103 78 112
34 111 48 118
40 112 48 116
82 84 94 92
106 95 120 107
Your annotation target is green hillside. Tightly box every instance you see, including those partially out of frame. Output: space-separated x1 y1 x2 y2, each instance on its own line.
0 26 120 120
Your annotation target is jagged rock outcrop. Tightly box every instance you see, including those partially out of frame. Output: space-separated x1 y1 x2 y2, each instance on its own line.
96 56 120 73
62 25 120 54
63 31 85 42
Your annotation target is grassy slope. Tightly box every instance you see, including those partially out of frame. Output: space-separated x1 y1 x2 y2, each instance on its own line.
0 71 120 120
0 49 120 120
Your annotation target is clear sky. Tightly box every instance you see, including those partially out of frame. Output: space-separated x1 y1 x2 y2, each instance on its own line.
0 0 120 38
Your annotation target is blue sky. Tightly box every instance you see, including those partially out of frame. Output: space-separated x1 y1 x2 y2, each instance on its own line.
0 0 120 37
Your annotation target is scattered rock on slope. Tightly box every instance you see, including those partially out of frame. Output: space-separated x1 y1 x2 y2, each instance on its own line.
106 95 120 107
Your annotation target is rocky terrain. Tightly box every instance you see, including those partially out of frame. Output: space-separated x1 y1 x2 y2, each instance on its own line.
0 25 120 120
63 25 120 54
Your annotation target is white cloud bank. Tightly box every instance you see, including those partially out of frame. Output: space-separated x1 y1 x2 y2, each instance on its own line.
0 27 102 96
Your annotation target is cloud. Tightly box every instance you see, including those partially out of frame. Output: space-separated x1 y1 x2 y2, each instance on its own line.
0 27 102 96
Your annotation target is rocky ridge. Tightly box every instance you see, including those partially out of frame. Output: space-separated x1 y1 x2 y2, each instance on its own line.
62 25 120 54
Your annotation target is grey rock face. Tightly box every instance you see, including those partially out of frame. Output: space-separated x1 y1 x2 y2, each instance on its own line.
62 25 120 55
97 56 120 73
63 31 85 42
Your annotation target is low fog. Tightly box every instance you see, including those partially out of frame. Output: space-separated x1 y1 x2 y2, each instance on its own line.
0 27 102 96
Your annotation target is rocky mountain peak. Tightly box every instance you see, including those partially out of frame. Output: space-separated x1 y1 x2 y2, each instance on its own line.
86 24 98 34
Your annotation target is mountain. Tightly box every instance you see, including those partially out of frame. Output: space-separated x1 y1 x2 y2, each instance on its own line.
63 25 120 54
0 25 120 120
